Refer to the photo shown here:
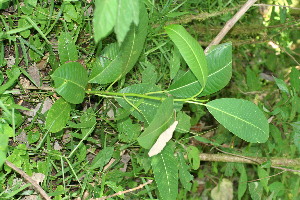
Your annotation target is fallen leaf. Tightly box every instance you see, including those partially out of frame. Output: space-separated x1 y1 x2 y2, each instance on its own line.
28 65 41 86
148 121 178 157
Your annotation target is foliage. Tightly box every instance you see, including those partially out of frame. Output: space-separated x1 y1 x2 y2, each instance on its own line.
0 0 300 199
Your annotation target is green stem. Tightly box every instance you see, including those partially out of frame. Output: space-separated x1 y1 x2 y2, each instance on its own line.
86 90 207 103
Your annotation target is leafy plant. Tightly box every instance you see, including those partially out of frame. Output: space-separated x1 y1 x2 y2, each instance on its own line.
1 0 300 199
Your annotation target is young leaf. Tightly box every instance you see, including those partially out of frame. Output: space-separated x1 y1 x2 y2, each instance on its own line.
165 25 207 92
93 0 118 43
58 32 78 64
178 152 193 190
206 98 269 143
151 142 178 200
137 97 174 149
51 62 88 104
89 3 148 84
274 77 290 95
45 98 71 133
148 121 178 157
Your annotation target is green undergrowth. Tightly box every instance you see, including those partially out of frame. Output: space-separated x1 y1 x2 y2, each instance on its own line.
0 0 300 199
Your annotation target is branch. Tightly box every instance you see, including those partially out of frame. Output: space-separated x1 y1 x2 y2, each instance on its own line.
200 153 300 170
90 180 153 200
205 0 258 53
5 160 51 200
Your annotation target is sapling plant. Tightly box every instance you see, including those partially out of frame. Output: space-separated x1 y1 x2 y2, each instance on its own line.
4 0 300 199
43 2 269 199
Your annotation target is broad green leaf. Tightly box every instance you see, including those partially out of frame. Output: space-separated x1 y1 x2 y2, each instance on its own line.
168 43 232 97
236 164 247 200
178 152 193 190
116 83 163 124
0 67 21 95
93 0 118 43
51 62 88 104
117 117 141 143
137 97 174 149
89 43 120 79
115 0 139 43
274 77 289 95
105 181 125 199
90 147 114 170
168 70 201 98
290 67 300 92
80 108 96 136
187 146 200 170
200 42 232 96
176 111 191 133
151 142 178 200
58 32 78 64
89 3 148 84
63 2 78 22
0 125 9 168
248 182 263 200
165 24 207 93
257 167 269 192
169 47 181 79
246 67 261 91
45 98 71 133
206 98 269 143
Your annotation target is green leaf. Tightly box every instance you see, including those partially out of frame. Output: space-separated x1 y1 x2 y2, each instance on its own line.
274 77 290 95
176 111 191 133
187 146 200 170
90 147 114 170
200 42 232 96
137 97 174 149
117 117 141 143
58 32 78 64
257 167 269 192
151 142 178 200
93 0 118 43
165 25 207 94
45 98 71 133
248 182 263 200
116 83 162 124
114 0 139 43
169 47 181 79
246 67 261 91
89 3 148 84
236 164 247 200
0 67 21 95
290 67 300 92
168 70 201 98
51 62 88 104
206 98 269 143
168 43 231 98
178 152 193 190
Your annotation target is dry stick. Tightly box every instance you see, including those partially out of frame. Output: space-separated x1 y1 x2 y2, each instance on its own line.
5 160 51 200
199 153 300 172
253 3 300 10
205 0 258 53
90 180 153 200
